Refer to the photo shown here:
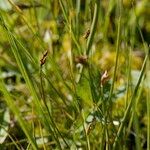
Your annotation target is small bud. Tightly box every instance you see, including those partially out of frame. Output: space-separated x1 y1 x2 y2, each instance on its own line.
86 117 96 135
101 70 109 86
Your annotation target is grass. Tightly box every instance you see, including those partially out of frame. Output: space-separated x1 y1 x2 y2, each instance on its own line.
0 0 150 149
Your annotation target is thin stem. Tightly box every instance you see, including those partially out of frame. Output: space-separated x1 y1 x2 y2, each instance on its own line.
86 0 100 55
82 110 90 150
103 0 116 41
76 0 81 38
146 48 150 150
125 46 132 108
108 0 122 103
76 0 100 83
113 53 148 149
8 0 46 50
0 124 21 150
59 0 82 54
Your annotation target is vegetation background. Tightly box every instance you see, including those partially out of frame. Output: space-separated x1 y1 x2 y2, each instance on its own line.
0 0 150 149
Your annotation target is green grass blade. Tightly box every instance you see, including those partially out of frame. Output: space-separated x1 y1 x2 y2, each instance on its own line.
86 0 100 55
0 79 38 150
0 13 64 149
113 52 148 149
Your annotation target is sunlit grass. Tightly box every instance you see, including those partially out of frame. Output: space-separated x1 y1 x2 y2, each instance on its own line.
0 0 150 149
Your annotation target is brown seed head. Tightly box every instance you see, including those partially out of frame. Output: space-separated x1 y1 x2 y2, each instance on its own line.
40 50 48 66
83 29 90 39
75 55 88 65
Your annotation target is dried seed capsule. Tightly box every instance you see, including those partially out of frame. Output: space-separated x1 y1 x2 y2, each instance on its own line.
75 55 88 65
83 29 90 39
40 50 48 66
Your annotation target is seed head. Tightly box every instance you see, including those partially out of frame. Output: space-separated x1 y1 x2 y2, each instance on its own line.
40 50 48 66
